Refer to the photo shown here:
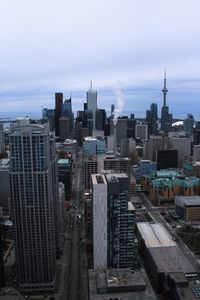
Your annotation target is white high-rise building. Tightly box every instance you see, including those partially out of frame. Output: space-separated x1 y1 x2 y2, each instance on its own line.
87 82 97 130
9 121 57 293
92 174 107 269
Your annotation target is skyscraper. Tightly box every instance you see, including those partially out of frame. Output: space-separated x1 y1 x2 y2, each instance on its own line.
61 97 74 135
54 92 63 137
87 81 97 130
9 121 57 293
161 70 172 135
92 173 138 269
146 103 158 135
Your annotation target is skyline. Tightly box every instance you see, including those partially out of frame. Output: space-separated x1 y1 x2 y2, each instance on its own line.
1 0 200 118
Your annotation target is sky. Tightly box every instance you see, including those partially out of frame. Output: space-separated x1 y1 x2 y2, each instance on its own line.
1 0 200 119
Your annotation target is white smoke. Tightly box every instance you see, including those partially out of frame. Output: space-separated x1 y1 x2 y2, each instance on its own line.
113 84 124 126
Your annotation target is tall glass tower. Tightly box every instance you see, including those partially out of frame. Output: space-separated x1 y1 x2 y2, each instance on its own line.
9 121 57 294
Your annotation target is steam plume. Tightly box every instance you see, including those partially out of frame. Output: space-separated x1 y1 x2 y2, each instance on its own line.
113 85 124 126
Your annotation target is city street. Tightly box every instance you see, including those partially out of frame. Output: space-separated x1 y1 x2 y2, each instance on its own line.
62 150 88 300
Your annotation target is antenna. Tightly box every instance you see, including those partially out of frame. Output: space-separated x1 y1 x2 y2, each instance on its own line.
164 66 166 80
90 80 92 91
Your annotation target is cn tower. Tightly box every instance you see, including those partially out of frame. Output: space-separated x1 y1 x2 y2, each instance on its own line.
162 68 168 106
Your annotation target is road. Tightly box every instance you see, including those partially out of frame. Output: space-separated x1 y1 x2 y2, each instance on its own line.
63 149 88 300
140 192 200 274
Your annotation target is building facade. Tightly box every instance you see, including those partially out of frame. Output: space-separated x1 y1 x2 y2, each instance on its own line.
9 122 57 293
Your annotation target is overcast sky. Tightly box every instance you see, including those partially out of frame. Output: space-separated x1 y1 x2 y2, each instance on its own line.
1 0 200 118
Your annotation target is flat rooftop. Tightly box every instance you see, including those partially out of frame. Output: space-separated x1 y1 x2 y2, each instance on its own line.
106 173 128 183
58 158 69 165
88 268 156 300
175 195 200 207
149 246 196 274
92 174 107 185
155 170 181 178
137 222 177 248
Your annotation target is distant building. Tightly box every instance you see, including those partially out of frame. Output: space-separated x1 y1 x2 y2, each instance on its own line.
58 158 72 200
83 137 106 157
143 135 170 161
42 108 55 131
132 160 156 183
135 124 148 140
103 156 131 178
61 98 74 136
84 156 98 190
59 117 70 141
95 109 106 131
156 149 178 170
184 113 194 136
146 103 158 135
160 71 172 135
170 137 192 165
54 92 63 137
87 83 97 130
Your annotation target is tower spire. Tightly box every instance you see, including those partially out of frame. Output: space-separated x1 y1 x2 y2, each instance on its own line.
162 67 168 106
90 80 92 91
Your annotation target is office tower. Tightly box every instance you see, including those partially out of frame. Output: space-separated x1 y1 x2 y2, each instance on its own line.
59 117 70 141
87 82 97 130
83 102 87 112
135 123 148 140
146 103 158 135
84 156 98 190
83 137 106 157
58 159 71 200
160 71 172 135
74 121 82 147
54 92 63 137
0 159 10 210
42 108 55 131
85 110 93 136
9 121 56 293
127 118 136 138
156 150 178 170
76 110 85 126
116 118 127 146
170 137 192 165
143 135 170 161
111 104 115 116
184 113 194 136
92 173 137 269
92 174 107 269
61 98 74 135
95 109 106 131
104 156 131 178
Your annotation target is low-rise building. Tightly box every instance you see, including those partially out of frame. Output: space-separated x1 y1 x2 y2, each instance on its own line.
175 196 200 221
142 170 200 204
88 268 156 300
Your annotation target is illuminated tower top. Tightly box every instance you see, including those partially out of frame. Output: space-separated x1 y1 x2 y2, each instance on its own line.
162 68 168 107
